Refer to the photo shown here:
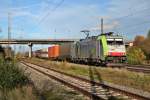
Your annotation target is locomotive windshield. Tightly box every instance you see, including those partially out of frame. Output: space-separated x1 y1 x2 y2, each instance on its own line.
107 38 123 45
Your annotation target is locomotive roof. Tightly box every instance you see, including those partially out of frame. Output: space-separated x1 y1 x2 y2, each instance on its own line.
79 34 123 42
100 32 123 38
106 35 123 39
80 36 98 41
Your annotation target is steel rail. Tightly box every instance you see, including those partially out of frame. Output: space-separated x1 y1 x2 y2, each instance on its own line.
108 63 150 73
20 61 150 100
20 61 107 100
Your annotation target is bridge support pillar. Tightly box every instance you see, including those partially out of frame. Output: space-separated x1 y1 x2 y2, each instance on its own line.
28 43 33 58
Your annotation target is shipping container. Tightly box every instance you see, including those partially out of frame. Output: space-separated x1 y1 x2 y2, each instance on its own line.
59 43 72 60
48 45 59 59
48 46 53 58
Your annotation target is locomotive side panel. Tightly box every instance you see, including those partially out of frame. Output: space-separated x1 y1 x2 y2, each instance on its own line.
77 37 98 61
88 39 97 59
70 42 77 59
79 41 88 59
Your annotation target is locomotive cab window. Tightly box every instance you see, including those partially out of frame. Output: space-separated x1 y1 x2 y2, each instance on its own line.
115 38 123 45
107 38 123 45
116 41 123 45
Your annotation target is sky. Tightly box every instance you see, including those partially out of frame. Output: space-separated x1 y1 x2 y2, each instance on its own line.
0 0 150 51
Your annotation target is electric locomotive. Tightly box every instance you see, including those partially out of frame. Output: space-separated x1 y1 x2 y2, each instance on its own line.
71 32 127 64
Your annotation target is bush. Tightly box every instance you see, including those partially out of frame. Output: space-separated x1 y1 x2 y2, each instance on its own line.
127 46 146 64
140 38 150 60
0 61 28 90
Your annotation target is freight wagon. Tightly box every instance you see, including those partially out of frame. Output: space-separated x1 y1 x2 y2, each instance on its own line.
34 48 49 58
34 44 72 60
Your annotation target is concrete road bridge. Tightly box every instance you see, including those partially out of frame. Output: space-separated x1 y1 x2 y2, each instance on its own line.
0 39 78 58
0 39 77 44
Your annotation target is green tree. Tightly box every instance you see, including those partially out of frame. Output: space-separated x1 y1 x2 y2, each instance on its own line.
147 30 150 38
127 47 146 64
140 38 150 60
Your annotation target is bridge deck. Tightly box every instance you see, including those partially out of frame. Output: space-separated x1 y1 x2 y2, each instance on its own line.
0 39 78 44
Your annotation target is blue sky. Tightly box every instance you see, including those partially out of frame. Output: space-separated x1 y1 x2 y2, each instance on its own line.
0 0 150 51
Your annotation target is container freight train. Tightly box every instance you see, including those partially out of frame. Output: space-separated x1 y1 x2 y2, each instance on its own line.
34 33 127 65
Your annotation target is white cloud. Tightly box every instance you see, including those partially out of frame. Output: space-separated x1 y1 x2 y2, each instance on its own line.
103 0 150 38
35 4 103 38
1 0 150 40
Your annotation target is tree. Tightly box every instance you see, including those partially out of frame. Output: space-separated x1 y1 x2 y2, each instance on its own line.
127 47 146 64
140 38 150 60
133 35 145 46
147 30 150 38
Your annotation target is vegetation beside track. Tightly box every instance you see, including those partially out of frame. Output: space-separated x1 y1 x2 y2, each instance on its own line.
127 47 146 64
0 58 38 100
19 58 86 100
127 32 150 64
41 83 85 100
0 85 38 100
27 58 150 93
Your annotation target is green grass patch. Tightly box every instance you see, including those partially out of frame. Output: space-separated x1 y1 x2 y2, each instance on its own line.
95 68 150 92
42 84 84 100
28 58 150 92
0 85 38 100
0 58 39 100
0 61 28 90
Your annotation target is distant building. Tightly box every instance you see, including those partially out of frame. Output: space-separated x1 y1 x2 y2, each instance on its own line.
125 41 133 48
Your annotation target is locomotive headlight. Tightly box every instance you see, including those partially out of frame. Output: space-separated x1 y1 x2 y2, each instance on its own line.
108 52 111 55
122 52 126 55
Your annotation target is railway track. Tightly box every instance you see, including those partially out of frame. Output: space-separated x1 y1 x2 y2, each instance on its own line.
125 64 150 73
107 63 150 73
20 61 150 100
23 58 150 74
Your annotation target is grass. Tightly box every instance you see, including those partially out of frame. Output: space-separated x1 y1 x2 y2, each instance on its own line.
95 68 150 92
0 57 85 100
0 85 38 100
42 83 85 100
0 61 28 90
0 58 39 100
28 58 150 93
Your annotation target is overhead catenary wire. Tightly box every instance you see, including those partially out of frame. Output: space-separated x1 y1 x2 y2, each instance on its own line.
106 6 150 23
114 20 150 31
38 0 64 25
85 2 150 36
98 5 150 34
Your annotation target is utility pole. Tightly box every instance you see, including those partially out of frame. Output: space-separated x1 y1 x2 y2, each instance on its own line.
8 12 11 47
101 18 103 34
6 12 12 59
